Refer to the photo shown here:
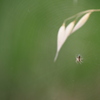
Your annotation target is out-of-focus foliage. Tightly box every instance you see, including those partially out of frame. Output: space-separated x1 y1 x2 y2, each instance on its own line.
0 0 100 100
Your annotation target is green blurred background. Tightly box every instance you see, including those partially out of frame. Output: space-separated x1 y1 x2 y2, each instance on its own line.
0 0 100 100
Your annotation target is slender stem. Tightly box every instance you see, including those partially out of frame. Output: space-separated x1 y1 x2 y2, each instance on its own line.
92 9 100 12
63 9 100 24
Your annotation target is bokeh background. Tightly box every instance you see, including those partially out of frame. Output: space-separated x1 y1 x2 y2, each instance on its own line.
0 0 100 100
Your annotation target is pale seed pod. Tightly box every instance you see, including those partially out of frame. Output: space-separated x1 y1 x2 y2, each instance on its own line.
65 21 75 40
57 24 65 52
54 21 75 62
72 12 91 33
54 24 65 62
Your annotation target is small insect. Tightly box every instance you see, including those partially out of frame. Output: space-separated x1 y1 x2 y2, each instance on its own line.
76 54 83 63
